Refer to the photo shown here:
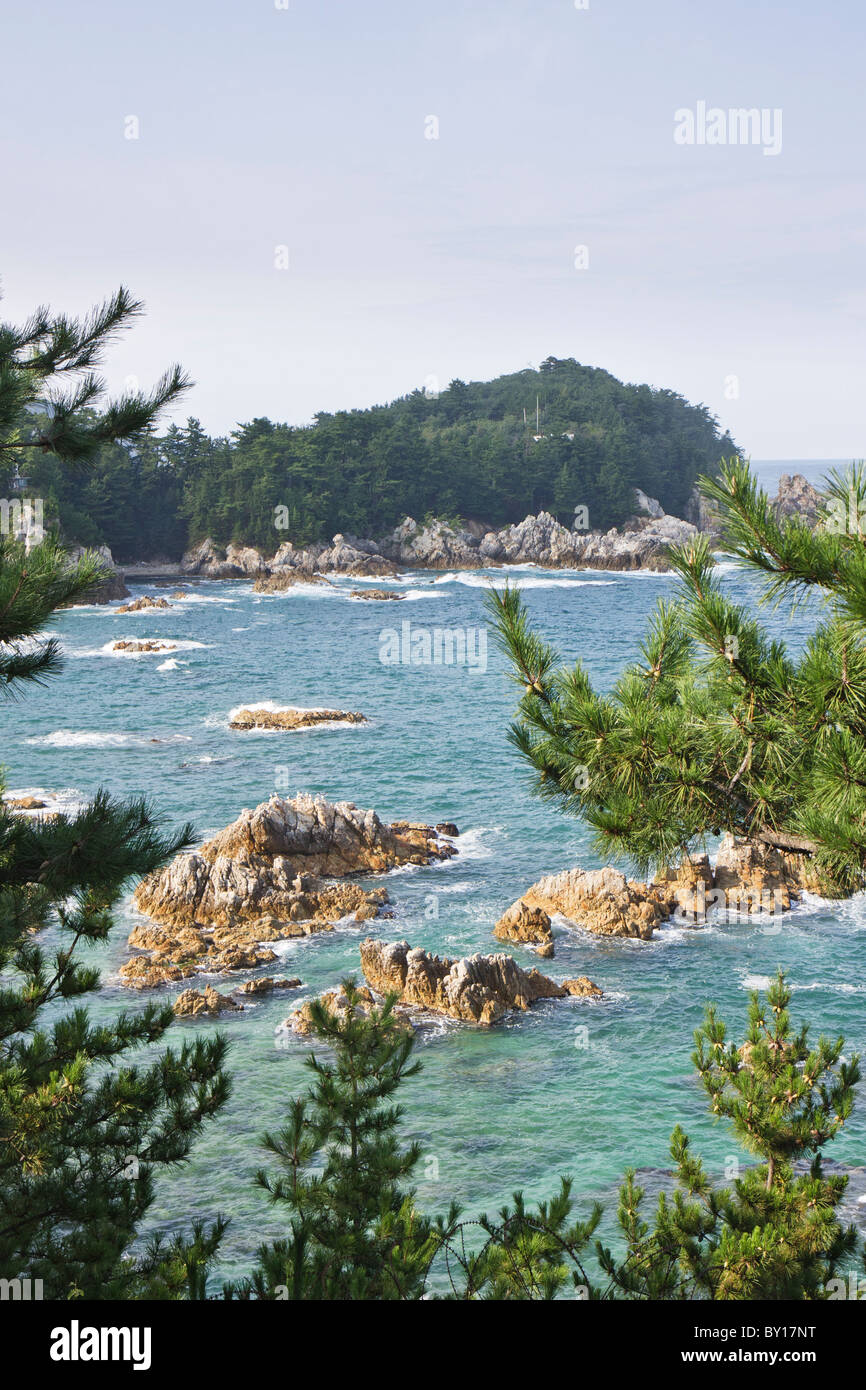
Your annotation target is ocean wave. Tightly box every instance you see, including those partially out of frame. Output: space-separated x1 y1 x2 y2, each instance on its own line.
68 638 209 659
26 730 193 749
3 785 89 816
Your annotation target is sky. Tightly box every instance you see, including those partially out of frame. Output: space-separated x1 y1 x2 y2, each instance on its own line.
1 0 863 458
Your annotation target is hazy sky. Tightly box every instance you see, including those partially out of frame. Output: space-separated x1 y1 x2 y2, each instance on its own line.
1 0 863 457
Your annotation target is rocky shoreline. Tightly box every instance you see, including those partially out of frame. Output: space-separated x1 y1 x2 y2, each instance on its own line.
79 474 822 599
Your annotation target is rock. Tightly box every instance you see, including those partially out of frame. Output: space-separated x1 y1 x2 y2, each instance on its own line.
435 822 459 837
288 984 415 1037
773 473 823 526
180 538 250 579
5 795 48 810
173 986 244 1018
560 977 604 998
169 589 189 599
115 596 172 613
380 517 480 569
632 488 665 519
712 834 817 911
130 795 455 974
359 938 601 1026
236 975 302 996
493 900 554 955
503 865 674 941
228 707 367 731
349 588 405 601
111 639 176 654
253 570 330 591
119 955 197 990
58 544 130 605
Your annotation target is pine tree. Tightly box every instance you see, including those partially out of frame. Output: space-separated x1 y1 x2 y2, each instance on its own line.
233 982 458 1300
600 973 862 1299
487 457 866 892
0 285 229 1298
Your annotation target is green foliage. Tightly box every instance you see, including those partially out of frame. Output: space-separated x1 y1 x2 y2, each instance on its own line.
0 285 228 1298
229 982 458 1300
12 358 736 559
488 457 866 890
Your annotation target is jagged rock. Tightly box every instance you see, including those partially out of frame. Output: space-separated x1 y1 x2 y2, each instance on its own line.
713 834 817 910
773 473 823 526
173 985 244 1018
359 938 601 1026
116 640 175 655
560 977 604 998
349 588 405 601
435 822 459 837
169 589 189 599
115 595 172 613
181 538 244 578
504 866 675 941
288 983 415 1037
119 954 197 990
132 795 454 944
493 900 554 955
380 517 480 569
237 976 301 996
632 488 665 519
5 795 48 810
228 707 367 731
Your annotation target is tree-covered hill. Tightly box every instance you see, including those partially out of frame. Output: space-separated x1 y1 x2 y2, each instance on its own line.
6 356 737 562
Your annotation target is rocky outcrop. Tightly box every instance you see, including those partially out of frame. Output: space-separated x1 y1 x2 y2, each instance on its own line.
115 595 171 613
111 639 177 654
228 707 367 732
173 986 244 1018
501 866 676 942
773 473 823 526
111 639 176 654
493 900 554 957
712 834 819 909
478 511 697 572
350 588 405 601
180 504 702 583
237 975 301 996
359 939 601 1026
253 569 331 592
132 795 458 934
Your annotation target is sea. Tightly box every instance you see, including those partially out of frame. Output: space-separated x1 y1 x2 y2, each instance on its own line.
6 458 866 1286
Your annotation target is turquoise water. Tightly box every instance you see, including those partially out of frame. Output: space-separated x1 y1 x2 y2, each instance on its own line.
6 550 866 1284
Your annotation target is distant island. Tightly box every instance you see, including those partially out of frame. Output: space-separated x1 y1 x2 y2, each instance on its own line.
7 356 738 564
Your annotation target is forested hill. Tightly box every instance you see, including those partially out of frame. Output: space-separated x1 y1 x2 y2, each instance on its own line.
12 356 738 562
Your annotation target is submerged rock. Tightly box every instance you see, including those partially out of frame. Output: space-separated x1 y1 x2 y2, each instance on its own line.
228 707 367 731
359 938 601 1026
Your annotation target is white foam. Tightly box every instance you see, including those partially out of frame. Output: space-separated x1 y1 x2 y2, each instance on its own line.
26 730 192 749
69 638 209 659
3 786 89 816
